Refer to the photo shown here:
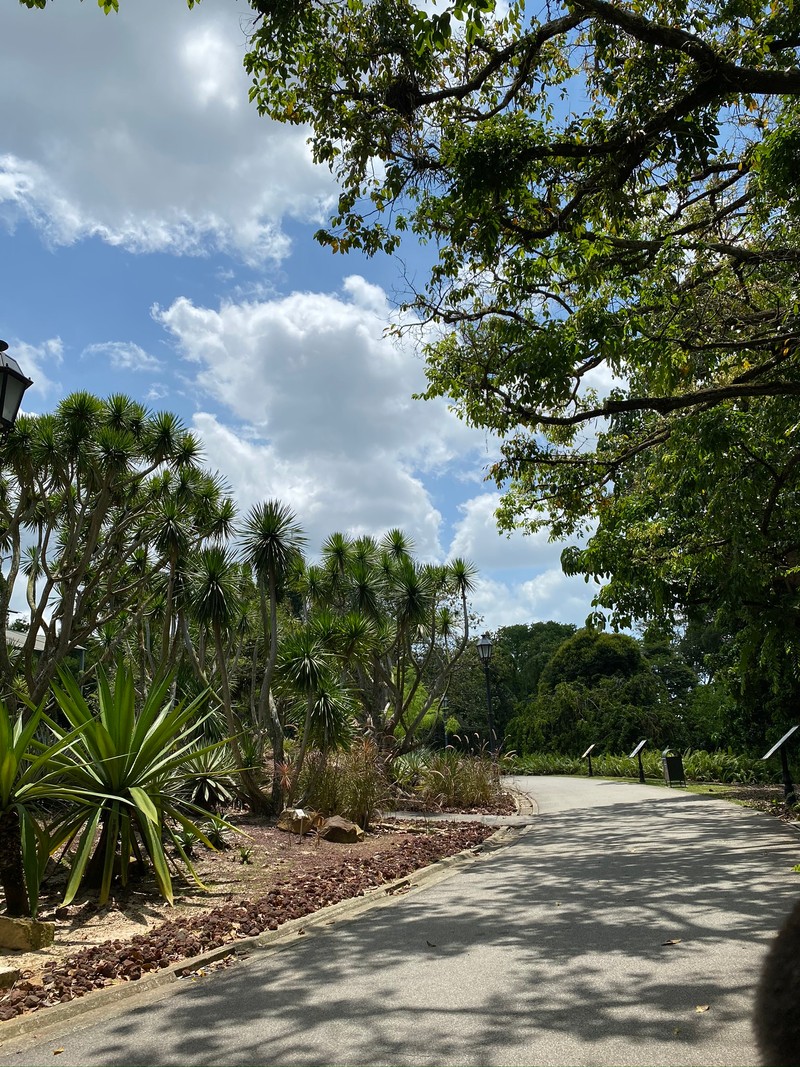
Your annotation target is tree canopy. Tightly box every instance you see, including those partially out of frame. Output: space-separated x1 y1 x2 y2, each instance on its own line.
242 0 800 702
243 0 800 522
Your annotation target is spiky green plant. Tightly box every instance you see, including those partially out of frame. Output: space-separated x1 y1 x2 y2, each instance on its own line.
44 664 237 907
0 701 88 916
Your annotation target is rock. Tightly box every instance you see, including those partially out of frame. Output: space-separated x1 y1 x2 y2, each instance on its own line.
319 816 364 844
0 916 55 952
276 808 323 835
0 967 20 988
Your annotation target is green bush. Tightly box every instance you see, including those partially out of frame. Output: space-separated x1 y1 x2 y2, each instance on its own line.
509 748 781 784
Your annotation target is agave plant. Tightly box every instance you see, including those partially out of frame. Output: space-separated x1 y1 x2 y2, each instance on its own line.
0 701 88 917
44 664 237 907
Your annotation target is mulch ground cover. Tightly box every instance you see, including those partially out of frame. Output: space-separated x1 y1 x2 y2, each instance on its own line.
1 821 495 1022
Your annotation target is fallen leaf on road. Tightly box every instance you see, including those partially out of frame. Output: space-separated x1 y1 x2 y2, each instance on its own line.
426 940 437 947
695 1005 710 1013
53 1049 64 1056
662 939 682 946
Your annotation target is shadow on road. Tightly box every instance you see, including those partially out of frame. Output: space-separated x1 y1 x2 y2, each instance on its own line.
61 795 799 1066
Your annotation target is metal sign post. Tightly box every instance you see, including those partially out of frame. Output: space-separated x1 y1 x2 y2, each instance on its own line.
629 739 648 784
762 726 799 805
582 743 596 777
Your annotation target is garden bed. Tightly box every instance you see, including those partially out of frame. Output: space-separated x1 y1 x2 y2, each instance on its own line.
0 813 503 1023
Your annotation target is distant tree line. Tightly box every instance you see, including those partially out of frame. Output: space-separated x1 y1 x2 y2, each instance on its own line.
442 619 779 758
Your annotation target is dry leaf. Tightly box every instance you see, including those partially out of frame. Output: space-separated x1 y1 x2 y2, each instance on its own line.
695 1005 710 1013
662 939 682 946
53 1050 64 1056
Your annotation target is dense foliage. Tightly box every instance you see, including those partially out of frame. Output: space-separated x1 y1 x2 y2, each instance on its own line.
239 0 800 737
511 749 780 785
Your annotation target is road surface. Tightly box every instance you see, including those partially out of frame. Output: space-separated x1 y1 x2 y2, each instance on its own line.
0 776 796 1066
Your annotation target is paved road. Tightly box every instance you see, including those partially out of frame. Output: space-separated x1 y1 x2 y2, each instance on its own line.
1 776 798 1066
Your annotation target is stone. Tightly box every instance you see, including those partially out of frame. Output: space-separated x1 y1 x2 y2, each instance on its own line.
0 915 55 951
0 967 20 988
276 808 323 835
320 816 364 843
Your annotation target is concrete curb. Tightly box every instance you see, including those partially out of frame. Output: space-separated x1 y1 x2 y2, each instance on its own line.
0 812 532 1047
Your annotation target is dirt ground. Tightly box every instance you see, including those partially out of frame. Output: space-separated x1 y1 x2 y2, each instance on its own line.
723 783 800 821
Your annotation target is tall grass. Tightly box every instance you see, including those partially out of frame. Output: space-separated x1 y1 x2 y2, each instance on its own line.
416 749 502 808
293 740 390 829
391 744 505 809
509 749 781 785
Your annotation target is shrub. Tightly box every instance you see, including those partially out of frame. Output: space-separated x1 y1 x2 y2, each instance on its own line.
294 740 390 829
0 699 85 916
45 664 238 906
415 748 502 808
509 748 781 784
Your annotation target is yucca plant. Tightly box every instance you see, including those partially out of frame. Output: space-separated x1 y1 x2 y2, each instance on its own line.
0 700 88 917
43 664 237 907
183 743 238 813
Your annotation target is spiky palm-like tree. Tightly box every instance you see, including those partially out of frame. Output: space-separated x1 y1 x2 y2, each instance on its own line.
190 546 267 811
240 499 307 810
0 392 236 709
277 625 333 797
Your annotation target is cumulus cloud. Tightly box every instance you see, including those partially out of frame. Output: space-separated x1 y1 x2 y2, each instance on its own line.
154 277 486 558
3 336 63 403
0 0 334 263
447 490 600 628
83 342 161 372
448 493 565 571
468 571 600 631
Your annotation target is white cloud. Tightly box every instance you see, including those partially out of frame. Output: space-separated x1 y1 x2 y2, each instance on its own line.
448 492 565 571
468 570 599 631
447 491 600 628
83 342 161 372
192 412 445 559
152 278 487 558
4 336 63 402
0 0 335 263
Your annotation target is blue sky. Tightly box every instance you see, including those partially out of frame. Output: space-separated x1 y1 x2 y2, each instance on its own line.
0 0 601 630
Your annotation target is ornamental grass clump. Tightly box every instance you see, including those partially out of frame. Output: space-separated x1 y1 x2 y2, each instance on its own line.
294 739 389 829
414 746 502 810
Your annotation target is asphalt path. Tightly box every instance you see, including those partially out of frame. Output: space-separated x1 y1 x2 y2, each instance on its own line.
1 776 798 1066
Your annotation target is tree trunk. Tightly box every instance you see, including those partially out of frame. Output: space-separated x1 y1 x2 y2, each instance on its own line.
289 693 314 800
213 621 271 816
0 809 30 917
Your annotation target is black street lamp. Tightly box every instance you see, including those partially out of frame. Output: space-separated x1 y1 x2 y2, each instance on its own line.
0 341 33 435
476 632 497 755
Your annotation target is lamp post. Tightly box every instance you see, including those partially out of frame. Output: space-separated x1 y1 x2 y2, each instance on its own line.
0 341 33 435
476 632 497 755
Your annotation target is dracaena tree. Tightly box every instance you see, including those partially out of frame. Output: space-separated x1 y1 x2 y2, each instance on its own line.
0 394 238 709
305 529 477 754
239 499 308 810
